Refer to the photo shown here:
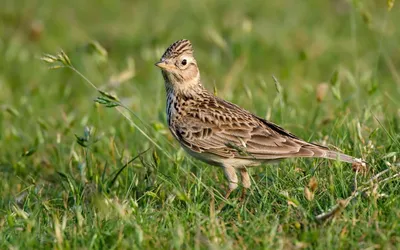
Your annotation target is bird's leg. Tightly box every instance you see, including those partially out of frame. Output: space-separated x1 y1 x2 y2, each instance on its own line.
239 168 251 201
218 166 238 210
222 165 238 198
224 189 233 199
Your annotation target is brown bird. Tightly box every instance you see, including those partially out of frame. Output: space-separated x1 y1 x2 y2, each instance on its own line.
155 39 365 199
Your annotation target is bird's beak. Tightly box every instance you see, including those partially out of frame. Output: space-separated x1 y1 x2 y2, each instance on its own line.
155 61 174 71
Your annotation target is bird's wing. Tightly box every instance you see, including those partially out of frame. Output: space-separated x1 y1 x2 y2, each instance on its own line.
170 97 328 160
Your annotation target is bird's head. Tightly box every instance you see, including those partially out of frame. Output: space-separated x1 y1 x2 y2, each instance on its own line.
155 39 201 94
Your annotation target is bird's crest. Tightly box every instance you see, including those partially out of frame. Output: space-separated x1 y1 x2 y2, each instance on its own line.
161 39 193 60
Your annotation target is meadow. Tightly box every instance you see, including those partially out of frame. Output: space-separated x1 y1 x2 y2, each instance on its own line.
0 0 399 249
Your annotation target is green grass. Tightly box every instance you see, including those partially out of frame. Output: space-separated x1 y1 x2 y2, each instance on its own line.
1 0 400 249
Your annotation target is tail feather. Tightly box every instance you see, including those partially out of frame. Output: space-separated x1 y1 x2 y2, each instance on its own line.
302 144 367 166
317 149 367 167
323 150 358 163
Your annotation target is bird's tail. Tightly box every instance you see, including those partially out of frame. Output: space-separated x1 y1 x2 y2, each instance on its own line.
301 144 367 166
323 150 362 164
313 147 367 167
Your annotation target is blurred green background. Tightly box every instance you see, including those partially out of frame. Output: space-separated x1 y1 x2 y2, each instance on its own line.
1 0 399 249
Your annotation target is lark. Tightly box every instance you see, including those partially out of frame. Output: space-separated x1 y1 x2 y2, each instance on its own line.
155 39 365 199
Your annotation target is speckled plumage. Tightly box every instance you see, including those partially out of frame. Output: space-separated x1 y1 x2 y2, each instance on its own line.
156 39 365 198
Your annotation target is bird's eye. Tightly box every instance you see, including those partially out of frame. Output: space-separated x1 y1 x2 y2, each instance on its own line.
181 59 187 66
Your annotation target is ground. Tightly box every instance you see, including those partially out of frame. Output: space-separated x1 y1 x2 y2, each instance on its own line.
0 0 399 249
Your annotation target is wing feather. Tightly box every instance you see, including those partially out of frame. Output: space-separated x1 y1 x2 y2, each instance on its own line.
171 108 318 161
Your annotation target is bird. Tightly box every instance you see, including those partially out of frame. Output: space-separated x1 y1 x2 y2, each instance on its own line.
155 39 366 200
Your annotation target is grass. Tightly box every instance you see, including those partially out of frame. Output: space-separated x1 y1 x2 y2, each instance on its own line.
1 0 400 249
